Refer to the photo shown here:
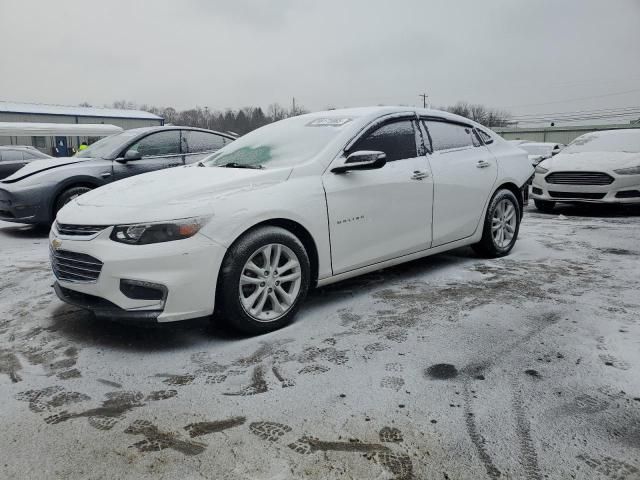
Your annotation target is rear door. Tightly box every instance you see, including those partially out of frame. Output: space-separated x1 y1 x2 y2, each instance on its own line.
323 118 433 274
112 130 183 180
423 119 497 246
181 130 230 164
0 150 27 180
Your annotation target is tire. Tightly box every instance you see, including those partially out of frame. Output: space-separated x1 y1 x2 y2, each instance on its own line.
55 186 93 215
216 226 310 335
472 189 521 258
534 199 556 213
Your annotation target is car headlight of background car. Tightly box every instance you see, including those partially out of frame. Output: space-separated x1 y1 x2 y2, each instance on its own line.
535 165 548 174
110 217 210 245
613 165 640 175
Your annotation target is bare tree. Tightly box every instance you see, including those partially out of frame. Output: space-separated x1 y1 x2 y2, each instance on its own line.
442 101 512 127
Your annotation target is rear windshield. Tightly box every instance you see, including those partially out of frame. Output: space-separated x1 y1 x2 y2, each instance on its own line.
564 131 640 154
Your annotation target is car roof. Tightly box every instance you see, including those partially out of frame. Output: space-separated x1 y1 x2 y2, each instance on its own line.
127 125 235 139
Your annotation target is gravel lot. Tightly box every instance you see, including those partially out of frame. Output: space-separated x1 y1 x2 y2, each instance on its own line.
1 205 639 480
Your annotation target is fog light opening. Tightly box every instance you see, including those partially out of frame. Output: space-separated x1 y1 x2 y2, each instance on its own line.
119 279 168 305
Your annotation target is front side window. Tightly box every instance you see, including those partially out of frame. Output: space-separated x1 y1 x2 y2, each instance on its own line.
350 120 417 162
425 121 475 151
183 130 227 154
126 131 181 158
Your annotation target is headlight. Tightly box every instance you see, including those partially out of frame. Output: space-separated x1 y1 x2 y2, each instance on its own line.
614 165 640 175
110 217 209 245
535 165 548 174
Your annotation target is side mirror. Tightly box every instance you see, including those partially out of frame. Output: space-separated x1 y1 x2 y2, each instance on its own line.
117 150 142 163
331 150 386 174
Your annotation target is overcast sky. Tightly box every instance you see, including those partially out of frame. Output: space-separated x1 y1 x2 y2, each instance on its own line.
1 0 639 123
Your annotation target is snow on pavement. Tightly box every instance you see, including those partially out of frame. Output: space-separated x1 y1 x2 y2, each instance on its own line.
0 205 639 479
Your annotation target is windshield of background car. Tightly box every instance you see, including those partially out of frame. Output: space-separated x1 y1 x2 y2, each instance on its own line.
202 116 352 168
75 130 141 159
563 131 640 154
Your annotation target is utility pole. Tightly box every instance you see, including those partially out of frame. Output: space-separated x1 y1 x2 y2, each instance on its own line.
292 97 296 115
419 92 428 109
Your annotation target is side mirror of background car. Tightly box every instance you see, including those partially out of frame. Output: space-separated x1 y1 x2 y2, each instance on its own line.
331 150 387 174
117 150 142 163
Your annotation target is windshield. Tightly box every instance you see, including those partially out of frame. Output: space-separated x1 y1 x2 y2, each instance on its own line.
202 115 349 168
75 130 141 159
564 131 640 154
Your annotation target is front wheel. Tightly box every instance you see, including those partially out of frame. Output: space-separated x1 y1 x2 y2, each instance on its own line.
55 186 93 215
216 226 310 335
472 189 521 258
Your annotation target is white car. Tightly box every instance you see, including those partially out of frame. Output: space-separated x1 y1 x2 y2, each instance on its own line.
515 142 564 166
50 107 533 334
532 129 640 212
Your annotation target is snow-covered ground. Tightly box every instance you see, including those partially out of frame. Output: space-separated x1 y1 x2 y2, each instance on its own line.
1 205 639 480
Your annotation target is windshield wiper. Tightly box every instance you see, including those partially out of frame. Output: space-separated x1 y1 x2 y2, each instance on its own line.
219 162 264 169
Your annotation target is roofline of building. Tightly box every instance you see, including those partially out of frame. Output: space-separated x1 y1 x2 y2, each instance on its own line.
0 109 164 122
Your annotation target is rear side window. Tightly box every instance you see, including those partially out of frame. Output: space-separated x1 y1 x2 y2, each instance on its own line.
182 130 228 154
0 150 23 162
127 131 181 157
351 120 417 162
424 121 475 151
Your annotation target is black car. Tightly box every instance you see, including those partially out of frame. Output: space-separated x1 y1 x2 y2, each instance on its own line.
0 145 52 180
0 126 235 225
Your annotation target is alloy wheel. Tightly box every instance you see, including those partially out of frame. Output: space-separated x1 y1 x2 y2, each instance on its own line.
491 199 517 249
239 243 302 322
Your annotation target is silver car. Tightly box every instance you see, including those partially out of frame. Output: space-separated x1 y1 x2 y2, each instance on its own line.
0 126 234 225
0 145 52 180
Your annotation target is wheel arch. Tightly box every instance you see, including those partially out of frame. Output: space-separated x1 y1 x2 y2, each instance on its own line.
493 181 524 217
51 176 104 221
223 218 320 289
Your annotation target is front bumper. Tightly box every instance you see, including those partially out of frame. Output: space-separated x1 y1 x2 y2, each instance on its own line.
0 184 51 224
531 172 640 204
49 227 227 322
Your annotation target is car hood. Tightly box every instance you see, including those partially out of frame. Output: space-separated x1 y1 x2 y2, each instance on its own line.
541 151 640 171
59 166 291 224
1 156 93 183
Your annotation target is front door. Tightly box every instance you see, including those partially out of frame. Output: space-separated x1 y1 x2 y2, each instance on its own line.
112 130 184 181
323 119 433 275
423 120 497 246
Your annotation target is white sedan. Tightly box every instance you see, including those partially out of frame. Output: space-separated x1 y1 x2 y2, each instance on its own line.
50 107 532 334
532 129 640 212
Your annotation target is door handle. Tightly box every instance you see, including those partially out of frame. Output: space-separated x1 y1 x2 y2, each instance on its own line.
476 160 491 168
411 170 430 180
100 172 111 178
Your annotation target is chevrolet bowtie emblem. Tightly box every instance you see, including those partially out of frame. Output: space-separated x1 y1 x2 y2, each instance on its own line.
51 238 62 250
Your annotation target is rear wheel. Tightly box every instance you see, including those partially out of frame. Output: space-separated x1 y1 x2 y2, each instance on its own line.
216 226 310 335
472 189 521 258
55 186 93 215
534 199 556 213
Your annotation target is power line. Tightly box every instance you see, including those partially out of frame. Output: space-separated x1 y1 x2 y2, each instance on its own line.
511 105 640 120
501 87 640 109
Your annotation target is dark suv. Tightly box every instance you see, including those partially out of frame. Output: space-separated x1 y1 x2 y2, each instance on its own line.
0 126 235 225
0 145 52 180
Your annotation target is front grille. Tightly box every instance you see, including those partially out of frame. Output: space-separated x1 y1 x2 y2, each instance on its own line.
545 171 614 185
548 191 606 200
50 249 103 283
55 223 108 236
616 190 640 199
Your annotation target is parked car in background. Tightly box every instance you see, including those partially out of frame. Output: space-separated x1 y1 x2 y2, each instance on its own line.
515 141 564 166
50 107 533 333
532 129 640 212
0 145 51 180
0 126 235 225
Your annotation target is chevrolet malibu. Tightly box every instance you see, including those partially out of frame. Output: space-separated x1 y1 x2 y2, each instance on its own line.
532 129 640 212
50 107 533 334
